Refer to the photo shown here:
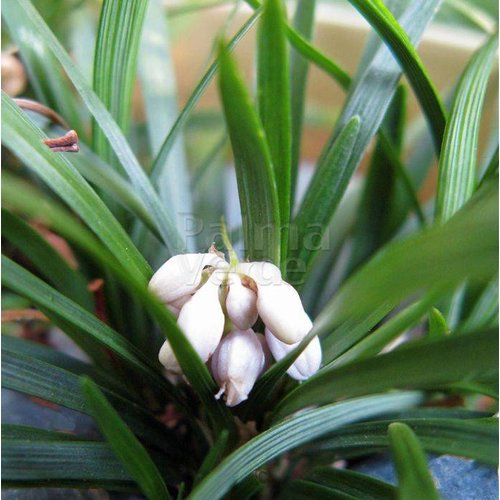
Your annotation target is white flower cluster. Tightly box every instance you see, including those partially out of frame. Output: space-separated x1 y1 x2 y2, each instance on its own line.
148 250 322 407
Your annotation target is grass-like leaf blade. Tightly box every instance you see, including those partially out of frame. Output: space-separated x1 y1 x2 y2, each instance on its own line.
315 181 498 330
245 0 350 89
193 430 230 486
2 0 185 254
71 144 159 237
149 11 261 183
2 335 135 401
2 93 152 283
289 0 316 205
435 35 498 222
2 256 162 383
1 348 182 452
139 0 192 231
257 0 292 265
328 290 441 368
347 0 446 152
2 172 109 263
308 415 498 466
2 425 85 442
2 440 135 490
298 0 440 258
2 9 86 138
191 392 423 499
2 209 93 311
81 377 171 500
388 422 439 500
274 328 498 419
306 467 395 499
92 0 148 163
218 40 280 263
291 116 360 275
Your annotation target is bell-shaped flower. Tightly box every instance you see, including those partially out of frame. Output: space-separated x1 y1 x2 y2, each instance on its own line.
211 329 265 407
256 280 312 344
149 252 227 304
265 324 322 381
225 273 258 330
159 274 225 374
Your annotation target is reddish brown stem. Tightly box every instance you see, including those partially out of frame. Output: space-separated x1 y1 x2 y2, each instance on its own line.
43 129 79 153
13 97 79 153
2 309 49 323
13 97 70 129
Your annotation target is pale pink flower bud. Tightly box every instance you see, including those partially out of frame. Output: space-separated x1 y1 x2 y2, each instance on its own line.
159 278 224 373
257 281 311 344
166 294 192 318
211 329 265 407
236 261 281 287
265 327 322 381
149 253 227 304
256 333 273 375
225 274 258 330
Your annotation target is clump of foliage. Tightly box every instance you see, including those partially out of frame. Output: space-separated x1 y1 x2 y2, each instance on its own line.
1 0 498 498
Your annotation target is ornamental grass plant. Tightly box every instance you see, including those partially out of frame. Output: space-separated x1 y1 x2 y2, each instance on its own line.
1 0 498 498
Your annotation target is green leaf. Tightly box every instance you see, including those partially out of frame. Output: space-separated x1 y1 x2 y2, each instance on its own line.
307 467 395 499
308 414 498 466
321 301 394 366
278 480 344 499
347 0 446 152
479 145 499 187
285 24 350 90
257 0 291 266
2 7 86 138
1 256 163 384
2 335 136 402
149 11 261 184
428 307 451 339
289 0 316 205
459 279 498 333
2 209 93 311
274 329 498 419
388 423 439 500
218 40 281 263
92 0 148 164
191 392 423 500
1 347 182 452
348 86 422 273
193 430 230 486
2 0 184 254
2 424 84 442
2 93 151 284
329 290 442 368
298 0 441 259
314 181 498 331
81 377 171 500
435 35 498 222
2 172 107 262
2 440 135 490
441 0 497 33
139 0 192 231
72 144 159 237
291 116 361 273
245 0 350 90
299 179 363 309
